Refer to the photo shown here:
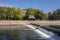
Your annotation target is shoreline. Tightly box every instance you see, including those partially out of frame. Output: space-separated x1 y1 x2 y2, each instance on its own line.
0 20 60 26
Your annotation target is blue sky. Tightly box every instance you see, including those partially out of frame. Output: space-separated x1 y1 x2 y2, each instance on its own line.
0 0 60 12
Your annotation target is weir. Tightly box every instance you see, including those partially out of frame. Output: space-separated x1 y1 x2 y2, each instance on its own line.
0 24 60 40
26 25 56 40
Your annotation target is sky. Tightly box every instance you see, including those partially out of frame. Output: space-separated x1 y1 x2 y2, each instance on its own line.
0 0 60 12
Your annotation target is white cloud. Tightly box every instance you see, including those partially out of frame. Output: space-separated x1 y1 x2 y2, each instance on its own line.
0 4 18 8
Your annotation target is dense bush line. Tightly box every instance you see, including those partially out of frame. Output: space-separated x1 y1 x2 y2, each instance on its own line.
48 9 60 20
0 7 22 20
0 6 60 20
24 8 48 20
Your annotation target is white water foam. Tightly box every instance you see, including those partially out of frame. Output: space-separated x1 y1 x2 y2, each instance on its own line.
26 25 56 40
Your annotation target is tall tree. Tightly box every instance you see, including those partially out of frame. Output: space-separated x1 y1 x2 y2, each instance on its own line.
0 7 22 20
24 8 35 19
24 8 48 20
34 9 48 20
48 9 60 20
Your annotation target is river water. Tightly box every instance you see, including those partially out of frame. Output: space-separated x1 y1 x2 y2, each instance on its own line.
0 25 60 40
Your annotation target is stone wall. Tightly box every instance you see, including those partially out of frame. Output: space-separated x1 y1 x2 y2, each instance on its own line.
0 20 60 26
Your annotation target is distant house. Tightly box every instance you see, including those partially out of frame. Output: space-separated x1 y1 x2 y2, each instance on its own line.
22 9 27 16
22 9 36 20
22 10 50 20
48 12 52 15
28 16 35 20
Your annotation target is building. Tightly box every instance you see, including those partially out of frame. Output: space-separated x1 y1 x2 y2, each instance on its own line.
22 9 35 20
22 9 27 16
28 15 35 20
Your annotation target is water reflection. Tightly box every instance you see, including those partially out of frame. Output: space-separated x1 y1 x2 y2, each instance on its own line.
0 30 54 40
0 25 60 40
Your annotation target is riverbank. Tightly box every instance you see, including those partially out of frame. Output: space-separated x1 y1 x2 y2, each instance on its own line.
0 20 60 26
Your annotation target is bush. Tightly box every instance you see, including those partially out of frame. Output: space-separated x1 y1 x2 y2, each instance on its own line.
0 7 22 20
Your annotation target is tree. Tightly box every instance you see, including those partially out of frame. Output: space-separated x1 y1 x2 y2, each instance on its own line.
0 7 7 19
24 8 35 19
13 8 22 20
34 9 48 20
48 12 53 20
24 8 48 20
0 6 22 20
48 9 60 20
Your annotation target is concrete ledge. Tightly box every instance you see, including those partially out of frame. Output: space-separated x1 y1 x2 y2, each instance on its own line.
0 20 60 26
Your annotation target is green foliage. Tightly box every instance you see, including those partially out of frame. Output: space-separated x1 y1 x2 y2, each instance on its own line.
34 9 48 20
48 9 60 20
24 8 48 20
24 8 35 19
13 8 22 20
1 6 60 20
27 8 35 16
0 6 22 20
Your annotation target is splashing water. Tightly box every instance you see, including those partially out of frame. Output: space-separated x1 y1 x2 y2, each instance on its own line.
26 25 56 40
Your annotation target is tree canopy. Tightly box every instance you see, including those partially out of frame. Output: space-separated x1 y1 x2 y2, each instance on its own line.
0 7 22 20
24 8 48 20
0 6 60 20
24 8 36 19
48 9 60 20
34 9 48 20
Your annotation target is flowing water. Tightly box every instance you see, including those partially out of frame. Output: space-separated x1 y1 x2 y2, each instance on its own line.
0 25 60 40
26 25 56 40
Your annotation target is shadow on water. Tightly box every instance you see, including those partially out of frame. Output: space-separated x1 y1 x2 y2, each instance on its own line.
0 30 55 40
0 30 21 40
0 25 60 40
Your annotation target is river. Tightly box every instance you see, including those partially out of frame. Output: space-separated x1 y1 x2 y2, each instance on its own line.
0 25 60 40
